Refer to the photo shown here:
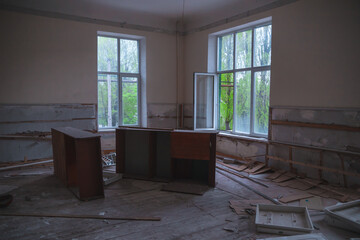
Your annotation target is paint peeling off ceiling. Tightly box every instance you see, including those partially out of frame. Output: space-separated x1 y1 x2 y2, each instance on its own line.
0 0 282 32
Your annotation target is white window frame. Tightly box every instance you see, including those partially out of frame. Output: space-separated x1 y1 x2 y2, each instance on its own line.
215 19 272 138
97 33 145 129
193 73 218 131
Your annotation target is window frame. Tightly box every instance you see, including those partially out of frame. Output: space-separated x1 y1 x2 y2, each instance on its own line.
216 21 272 138
97 35 142 129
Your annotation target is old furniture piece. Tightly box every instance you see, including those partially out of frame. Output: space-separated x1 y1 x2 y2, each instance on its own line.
116 127 216 187
51 127 104 200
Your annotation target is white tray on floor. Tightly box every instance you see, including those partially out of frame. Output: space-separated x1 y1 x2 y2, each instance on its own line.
324 199 360 233
257 233 327 240
255 204 314 235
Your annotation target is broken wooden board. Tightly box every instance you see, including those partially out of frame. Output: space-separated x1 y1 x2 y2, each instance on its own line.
272 173 296 183
247 163 266 174
0 212 161 221
266 170 286 180
223 158 235 164
229 199 273 215
216 161 248 172
222 163 248 172
243 160 257 173
277 179 314 191
300 197 323 210
161 182 209 195
252 167 272 175
279 193 314 203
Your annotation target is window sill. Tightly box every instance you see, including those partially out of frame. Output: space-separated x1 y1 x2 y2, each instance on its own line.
98 128 116 133
217 132 268 143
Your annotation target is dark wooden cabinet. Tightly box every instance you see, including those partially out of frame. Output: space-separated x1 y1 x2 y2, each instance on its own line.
51 127 104 200
116 127 216 187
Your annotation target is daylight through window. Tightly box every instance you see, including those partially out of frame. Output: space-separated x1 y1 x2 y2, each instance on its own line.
97 36 140 128
217 23 272 136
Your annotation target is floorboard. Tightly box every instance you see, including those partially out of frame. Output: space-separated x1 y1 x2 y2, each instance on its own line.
0 166 358 240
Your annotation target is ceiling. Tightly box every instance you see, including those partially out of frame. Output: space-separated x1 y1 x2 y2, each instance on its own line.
0 0 286 32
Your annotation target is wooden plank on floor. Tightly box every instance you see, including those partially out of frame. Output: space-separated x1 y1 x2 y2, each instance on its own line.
161 182 209 195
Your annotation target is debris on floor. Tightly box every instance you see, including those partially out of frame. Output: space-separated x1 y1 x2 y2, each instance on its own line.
103 172 122 186
102 152 116 166
229 199 273 215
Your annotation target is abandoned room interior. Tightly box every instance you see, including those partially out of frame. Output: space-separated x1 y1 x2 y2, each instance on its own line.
0 0 359 239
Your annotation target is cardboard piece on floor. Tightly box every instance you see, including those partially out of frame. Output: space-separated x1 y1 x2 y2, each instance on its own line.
266 170 286 180
307 187 328 196
161 182 209 195
278 179 313 191
279 193 313 203
272 173 296 183
300 196 323 210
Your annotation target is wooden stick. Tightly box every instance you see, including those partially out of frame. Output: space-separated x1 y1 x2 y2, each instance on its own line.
271 120 360 132
337 153 348 187
266 155 360 178
269 140 360 156
216 162 269 188
216 152 249 164
0 160 53 171
319 151 323 180
265 144 269 167
289 146 294 173
216 169 280 205
0 212 161 221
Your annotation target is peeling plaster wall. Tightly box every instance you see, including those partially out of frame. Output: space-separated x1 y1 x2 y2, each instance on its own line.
270 107 360 187
0 104 96 162
217 136 267 163
147 103 177 129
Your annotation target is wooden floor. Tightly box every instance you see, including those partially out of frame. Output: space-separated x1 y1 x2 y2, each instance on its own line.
0 166 358 240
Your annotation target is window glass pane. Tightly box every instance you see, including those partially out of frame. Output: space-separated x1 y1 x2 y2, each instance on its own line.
98 74 119 128
254 25 272 67
218 34 234 71
234 71 251 133
98 36 118 72
219 73 233 131
122 77 138 125
120 39 139 73
235 30 252 69
254 71 270 134
195 75 214 129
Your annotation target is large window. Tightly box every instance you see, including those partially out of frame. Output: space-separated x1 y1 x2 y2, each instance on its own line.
217 22 272 137
97 35 141 128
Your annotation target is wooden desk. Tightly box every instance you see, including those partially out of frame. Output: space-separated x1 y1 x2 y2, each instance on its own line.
116 127 216 186
51 127 104 200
